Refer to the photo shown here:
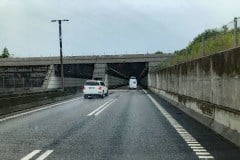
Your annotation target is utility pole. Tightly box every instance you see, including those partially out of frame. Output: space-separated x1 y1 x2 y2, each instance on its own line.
234 17 238 47
51 19 69 91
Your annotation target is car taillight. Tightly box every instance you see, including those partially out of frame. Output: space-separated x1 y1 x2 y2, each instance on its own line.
83 86 86 90
98 86 102 90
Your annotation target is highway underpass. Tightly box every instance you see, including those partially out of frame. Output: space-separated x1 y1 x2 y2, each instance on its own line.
53 62 148 89
0 54 164 91
0 89 239 160
106 62 148 87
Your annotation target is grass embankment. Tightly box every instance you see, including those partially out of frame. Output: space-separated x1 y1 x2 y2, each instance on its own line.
155 29 240 70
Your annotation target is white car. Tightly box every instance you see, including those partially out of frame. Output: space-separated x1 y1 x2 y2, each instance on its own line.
83 80 108 99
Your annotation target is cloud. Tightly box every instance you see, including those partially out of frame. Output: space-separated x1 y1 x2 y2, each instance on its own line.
0 0 240 56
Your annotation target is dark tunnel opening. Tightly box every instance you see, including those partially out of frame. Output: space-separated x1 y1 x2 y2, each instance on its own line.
55 64 94 79
54 63 149 89
106 62 148 88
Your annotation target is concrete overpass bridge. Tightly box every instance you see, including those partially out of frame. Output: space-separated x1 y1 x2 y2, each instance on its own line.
0 54 171 91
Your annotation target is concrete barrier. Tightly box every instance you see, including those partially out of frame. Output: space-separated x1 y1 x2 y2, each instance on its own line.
0 90 81 117
148 47 240 147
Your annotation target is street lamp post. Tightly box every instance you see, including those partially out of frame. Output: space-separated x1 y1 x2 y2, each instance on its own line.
51 19 69 91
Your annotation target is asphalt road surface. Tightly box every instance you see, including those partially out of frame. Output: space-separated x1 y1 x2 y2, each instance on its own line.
0 89 239 160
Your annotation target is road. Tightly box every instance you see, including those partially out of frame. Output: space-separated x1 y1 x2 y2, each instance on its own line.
0 89 239 160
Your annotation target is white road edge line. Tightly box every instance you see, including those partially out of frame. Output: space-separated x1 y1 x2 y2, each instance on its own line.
21 150 41 160
143 89 214 160
36 150 54 160
0 97 82 123
87 99 114 116
94 99 117 116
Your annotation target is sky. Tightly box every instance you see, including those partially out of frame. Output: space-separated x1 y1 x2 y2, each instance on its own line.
0 0 240 57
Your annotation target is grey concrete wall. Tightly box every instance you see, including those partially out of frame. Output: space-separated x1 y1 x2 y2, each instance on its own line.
47 77 87 89
46 66 87 89
148 47 240 147
0 91 81 116
105 74 128 88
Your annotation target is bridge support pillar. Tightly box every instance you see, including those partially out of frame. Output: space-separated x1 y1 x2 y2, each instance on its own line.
93 63 107 81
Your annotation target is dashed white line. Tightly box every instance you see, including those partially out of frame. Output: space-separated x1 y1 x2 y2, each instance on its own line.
198 155 214 159
87 99 116 116
21 150 53 160
191 146 204 149
196 152 211 155
188 143 201 147
36 150 54 160
21 150 41 160
94 99 117 116
143 90 214 160
0 97 82 123
187 141 199 144
179 131 188 134
193 149 207 152
87 99 113 116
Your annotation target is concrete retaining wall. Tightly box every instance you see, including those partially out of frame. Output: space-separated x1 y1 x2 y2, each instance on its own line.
47 76 87 89
105 74 128 88
46 67 87 89
148 47 240 147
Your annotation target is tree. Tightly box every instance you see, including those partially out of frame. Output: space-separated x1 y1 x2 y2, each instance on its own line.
1 47 10 58
154 51 164 54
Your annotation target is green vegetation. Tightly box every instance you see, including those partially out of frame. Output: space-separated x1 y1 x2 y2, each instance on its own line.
155 27 238 71
154 51 164 54
0 47 10 58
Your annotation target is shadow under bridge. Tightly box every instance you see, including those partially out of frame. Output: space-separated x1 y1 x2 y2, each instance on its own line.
106 62 148 89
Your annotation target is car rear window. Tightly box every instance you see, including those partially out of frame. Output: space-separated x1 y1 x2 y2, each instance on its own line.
85 81 99 86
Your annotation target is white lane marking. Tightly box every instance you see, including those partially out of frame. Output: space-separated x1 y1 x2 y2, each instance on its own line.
36 150 54 160
196 152 210 155
191 146 204 149
21 150 54 160
198 155 214 159
193 149 207 152
188 143 201 147
87 99 114 116
182 136 195 139
187 141 199 144
0 97 82 123
179 131 188 134
94 99 117 116
176 129 186 131
21 150 41 160
143 90 214 160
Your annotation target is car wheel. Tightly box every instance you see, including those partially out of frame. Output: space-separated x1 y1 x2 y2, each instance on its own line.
101 93 104 99
105 91 108 96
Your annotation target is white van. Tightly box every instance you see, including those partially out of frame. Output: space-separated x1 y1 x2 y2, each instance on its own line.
129 76 137 89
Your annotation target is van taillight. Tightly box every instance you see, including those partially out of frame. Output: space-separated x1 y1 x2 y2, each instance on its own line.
98 86 102 90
